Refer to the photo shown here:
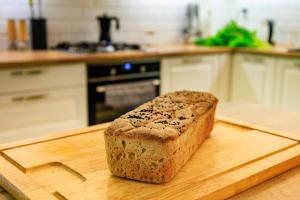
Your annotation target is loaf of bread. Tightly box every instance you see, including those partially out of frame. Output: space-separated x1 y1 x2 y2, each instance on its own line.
104 91 218 183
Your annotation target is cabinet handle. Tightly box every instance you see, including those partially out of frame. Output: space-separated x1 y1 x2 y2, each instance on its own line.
10 69 43 76
25 69 43 75
182 58 203 64
244 57 264 63
10 71 24 76
12 94 48 102
25 94 47 101
12 96 25 102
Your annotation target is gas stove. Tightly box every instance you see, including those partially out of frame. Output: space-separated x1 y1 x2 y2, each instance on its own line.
53 41 141 54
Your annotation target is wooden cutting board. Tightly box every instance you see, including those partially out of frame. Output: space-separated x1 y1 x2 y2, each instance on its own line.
0 107 300 199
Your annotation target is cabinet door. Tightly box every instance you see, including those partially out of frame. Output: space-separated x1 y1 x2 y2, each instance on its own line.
231 54 275 106
0 86 87 143
161 55 219 94
275 59 300 112
216 54 231 101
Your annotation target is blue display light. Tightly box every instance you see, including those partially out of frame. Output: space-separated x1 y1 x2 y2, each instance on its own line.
123 63 132 71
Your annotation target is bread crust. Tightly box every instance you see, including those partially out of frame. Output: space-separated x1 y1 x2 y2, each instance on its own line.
104 91 218 183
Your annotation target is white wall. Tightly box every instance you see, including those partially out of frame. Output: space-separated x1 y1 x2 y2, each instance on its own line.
0 0 192 50
200 0 300 47
0 0 300 50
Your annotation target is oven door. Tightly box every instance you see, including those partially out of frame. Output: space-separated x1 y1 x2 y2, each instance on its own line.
88 78 160 125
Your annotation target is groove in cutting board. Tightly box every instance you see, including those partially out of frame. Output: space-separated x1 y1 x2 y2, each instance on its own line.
25 162 87 198
0 151 25 173
217 116 300 141
26 162 87 181
0 123 110 152
194 139 299 184
145 145 300 200
0 157 57 200
53 192 68 200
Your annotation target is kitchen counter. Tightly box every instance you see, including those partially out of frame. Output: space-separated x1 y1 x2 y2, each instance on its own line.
0 102 299 199
0 45 231 68
0 50 82 67
2 44 300 68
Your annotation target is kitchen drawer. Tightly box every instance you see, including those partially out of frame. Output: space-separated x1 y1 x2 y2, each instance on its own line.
0 86 87 143
0 62 86 94
162 55 216 66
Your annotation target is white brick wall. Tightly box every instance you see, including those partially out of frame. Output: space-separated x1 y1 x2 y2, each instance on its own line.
0 0 299 50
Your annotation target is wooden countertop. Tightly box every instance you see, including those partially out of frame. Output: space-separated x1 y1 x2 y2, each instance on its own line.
1 44 300 68
0 102 299 199
0 50 83 67
0 45 231 68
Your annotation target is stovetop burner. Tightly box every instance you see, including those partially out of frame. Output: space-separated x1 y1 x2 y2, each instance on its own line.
53 41 141 54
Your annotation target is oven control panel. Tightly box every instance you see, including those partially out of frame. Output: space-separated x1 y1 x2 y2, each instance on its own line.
88 60 160 78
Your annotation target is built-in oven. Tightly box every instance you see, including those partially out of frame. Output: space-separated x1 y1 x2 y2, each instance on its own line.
88 60 160 125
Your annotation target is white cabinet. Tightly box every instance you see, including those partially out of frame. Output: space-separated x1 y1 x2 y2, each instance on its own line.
231 54 275 107
231 54 300 113
0 63 87 143
161 54 230 101
275 59 300 112
215 54 231 101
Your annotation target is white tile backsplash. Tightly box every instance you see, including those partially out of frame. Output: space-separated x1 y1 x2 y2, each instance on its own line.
0 0 191 50
0 0 299 50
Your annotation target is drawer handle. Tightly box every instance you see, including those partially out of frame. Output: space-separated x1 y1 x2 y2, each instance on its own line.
25 94 47 101
10 71 23 76
25 70 43 75
182 58 203 64
12 96 25 102
10 70 43 76
12 94 48 102
244 57 264 63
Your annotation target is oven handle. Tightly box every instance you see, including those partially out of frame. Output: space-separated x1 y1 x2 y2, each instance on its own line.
96 79 160 93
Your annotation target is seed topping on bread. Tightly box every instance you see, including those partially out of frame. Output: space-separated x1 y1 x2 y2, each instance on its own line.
106 91 218 141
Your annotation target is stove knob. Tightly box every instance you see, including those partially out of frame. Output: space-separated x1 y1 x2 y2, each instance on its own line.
110 68 117 76
140 65 146 73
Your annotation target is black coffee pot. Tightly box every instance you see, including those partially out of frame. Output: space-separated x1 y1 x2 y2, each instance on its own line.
97 14 120 44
